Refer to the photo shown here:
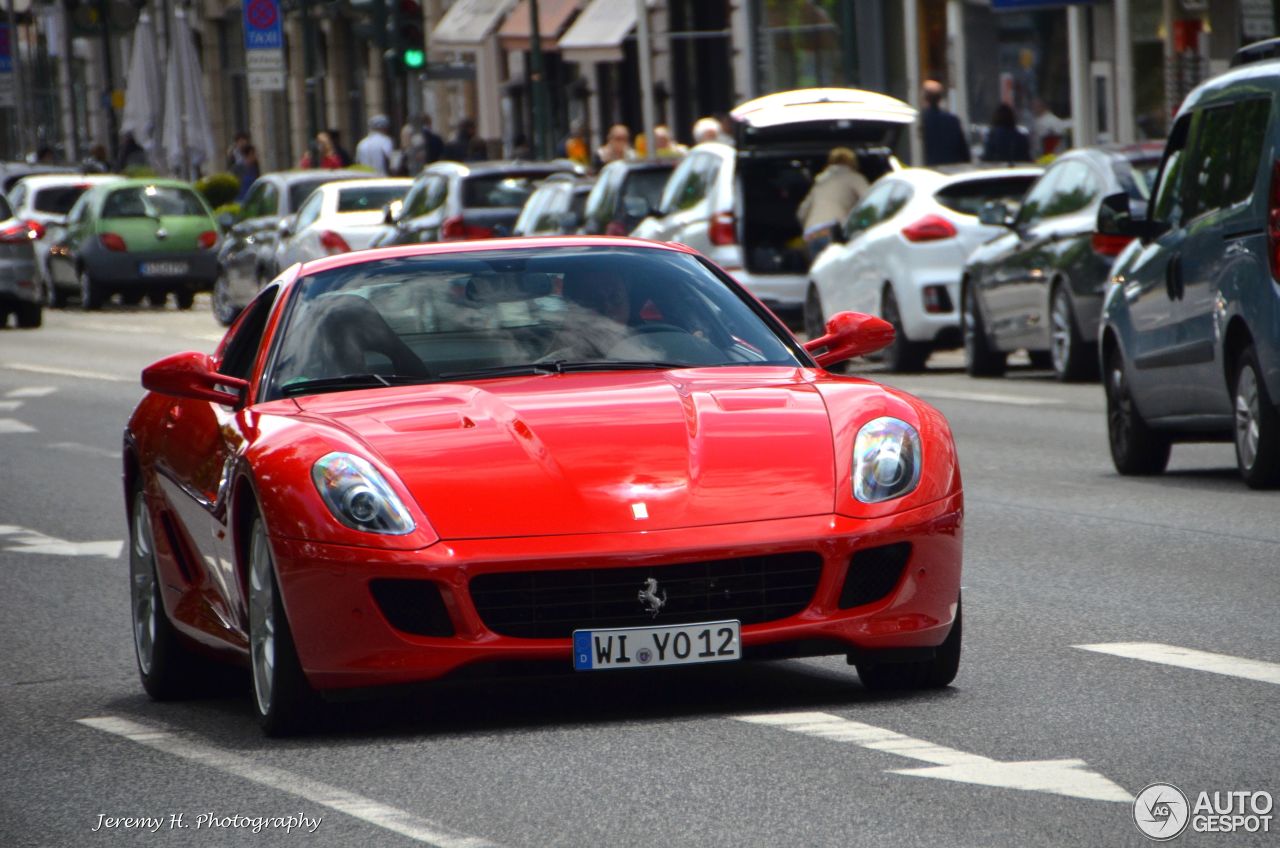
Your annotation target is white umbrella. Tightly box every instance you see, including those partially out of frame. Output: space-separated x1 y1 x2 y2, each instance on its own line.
119 12 165 167
161 7 218 177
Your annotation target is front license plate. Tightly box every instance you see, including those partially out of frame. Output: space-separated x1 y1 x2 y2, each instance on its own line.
573 620 741 671
139 261 188 277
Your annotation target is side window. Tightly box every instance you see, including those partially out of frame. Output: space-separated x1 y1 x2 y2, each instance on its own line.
400 181 427 219
260 183 280 217
659 155 702 214
217 287 279 383
294 193 323 231
1042 161 1100 217
424 176 448 213
1015 166 1064 226
844 180 897 237
1150 114 1192 227
883 182 914 220
1224 99 1270 209
240 183 267 219
1181 104 1235 220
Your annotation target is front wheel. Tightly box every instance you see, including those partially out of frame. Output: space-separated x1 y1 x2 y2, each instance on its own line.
212 272 239 326
856 596 962 690
962 282 1006 377
1049 285 1097 382
249 515 318 736
1105 348 1170 475
174 289 195 311
1233 345 1280 488
14 301 42 329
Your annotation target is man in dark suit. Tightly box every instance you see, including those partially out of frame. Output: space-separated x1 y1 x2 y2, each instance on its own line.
920 80 971 166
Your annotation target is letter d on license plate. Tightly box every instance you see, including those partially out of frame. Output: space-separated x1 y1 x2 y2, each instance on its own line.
572 620 741 671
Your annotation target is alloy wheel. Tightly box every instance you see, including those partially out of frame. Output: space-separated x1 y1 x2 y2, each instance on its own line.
249 523 277 717
1235 363 1261 472
1050 289 1072 376
130 490 158 676
1107 363 1131 459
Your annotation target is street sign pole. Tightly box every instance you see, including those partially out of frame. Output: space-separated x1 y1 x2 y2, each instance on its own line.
528 0 550 160
3 0 28 157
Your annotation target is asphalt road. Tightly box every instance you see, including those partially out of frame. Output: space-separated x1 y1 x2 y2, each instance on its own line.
1 300 1277 847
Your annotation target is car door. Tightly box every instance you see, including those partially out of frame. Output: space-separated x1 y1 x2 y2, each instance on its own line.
1173 97 1269 417
152 287 280 642
1122 113 1194 419
842 180 909 316
223 180 275 297
48 192 94 287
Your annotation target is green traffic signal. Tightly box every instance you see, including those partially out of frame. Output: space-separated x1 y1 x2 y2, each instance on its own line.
404 48 425 69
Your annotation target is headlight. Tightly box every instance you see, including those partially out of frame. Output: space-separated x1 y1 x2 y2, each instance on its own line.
311 452 415 535
852 417 922 503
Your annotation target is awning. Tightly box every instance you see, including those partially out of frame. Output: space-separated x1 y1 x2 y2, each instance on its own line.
431 0 517 50
559 0 636 63
497 0 580 52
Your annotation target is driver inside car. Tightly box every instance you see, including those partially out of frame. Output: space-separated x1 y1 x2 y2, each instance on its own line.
542 268 636 360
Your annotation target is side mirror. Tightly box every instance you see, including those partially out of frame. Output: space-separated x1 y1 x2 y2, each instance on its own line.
217 211 236 231
383 199 403 225
277 216 294 237
141 351 247 406
978 200 1013 227
803 311 895 369
1097 191 1143 238
623 195 652 221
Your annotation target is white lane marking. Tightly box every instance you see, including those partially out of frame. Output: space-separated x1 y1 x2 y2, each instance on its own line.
77 716 500 848
0 524 123 559
734 712 1131 803
48 441 119 460
1 363 131 382
4 386 57 398
0 418 37 434
0 400 23 411
1075 642 1280 686
915 388 1059 407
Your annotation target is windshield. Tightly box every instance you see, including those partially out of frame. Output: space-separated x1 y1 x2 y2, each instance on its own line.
102 186 206 218
463 173 561 208
934 175 1039 216
266 246 803 399
625 168 673 210
338 185 408 213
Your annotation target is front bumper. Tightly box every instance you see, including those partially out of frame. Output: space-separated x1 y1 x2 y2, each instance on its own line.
270 492 963 690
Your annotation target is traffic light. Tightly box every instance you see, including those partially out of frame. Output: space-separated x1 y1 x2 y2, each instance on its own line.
398 0 425 70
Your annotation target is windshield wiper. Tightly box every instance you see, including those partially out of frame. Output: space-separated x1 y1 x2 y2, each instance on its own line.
435 360 687 383
281 373 430 397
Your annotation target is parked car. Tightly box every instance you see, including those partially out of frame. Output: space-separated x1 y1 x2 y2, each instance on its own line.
0 162 78 195
807 165 1041 371
1098 51 1280 487
379 161 581 247
960 143 1162 380
46 179 220 310
272 178 411 268
7 173 122 301
214 169 367 325
632 88 916 323
582 159 675 236
124 236 963 734
0 192 42 328
512 173 594 236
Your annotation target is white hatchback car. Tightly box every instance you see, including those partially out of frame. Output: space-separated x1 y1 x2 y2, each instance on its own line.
806 165 1041 371
274 178 412 268
632 88 916 324
7 173 121 298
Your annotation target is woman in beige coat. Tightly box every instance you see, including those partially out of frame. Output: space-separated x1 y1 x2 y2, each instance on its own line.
797 147 870 258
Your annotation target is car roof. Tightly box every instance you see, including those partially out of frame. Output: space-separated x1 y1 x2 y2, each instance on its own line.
267 169 369 184
11 173 122 191
99 178 202 190
426 160 583 178
889 165 1043 188
605 159 677 172
294 236 695 277
322 177 413 192
1056 143 1164 167
1179 57 1280 114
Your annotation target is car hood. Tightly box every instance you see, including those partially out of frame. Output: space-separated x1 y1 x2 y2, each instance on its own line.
291 367 837 539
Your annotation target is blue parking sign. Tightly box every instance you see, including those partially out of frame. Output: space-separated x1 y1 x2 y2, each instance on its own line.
242 0 283 52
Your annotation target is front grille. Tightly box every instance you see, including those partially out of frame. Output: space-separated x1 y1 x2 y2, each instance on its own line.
369 579 455 637
470 552 823 639
838 542 912 609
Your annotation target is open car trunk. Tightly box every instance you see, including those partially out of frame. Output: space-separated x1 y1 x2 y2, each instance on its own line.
731 88 915 276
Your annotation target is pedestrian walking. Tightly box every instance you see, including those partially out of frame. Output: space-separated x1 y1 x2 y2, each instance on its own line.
796 146 870 259
920 80 971 166
981 104 1032 163
355 115 395 175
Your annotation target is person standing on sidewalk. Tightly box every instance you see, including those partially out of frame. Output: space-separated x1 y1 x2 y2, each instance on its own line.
355 115 395 175
920 80 971 166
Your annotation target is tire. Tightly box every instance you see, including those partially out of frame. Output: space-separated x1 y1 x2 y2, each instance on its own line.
14 301 42 329
856 595 962 691
803 283 825 340
212 271 240 326
174 289 196 311
46 277 69 308
962 281 1006 377
1104 346 1171 475
78 268 104 311
129 485 204 700
1232 345 1280 488
881 286 929 373
248 515 318 736
146 290 167 308
1049 284 1098 382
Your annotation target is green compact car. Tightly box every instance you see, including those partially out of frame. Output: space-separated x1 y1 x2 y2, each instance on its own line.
46 179 220 310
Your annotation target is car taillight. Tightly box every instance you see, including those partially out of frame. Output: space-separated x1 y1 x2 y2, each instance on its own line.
442 215 493 240
198 230 218 249
1268 160 1280 282
319 230 351 254
26 220 45 240
0 221 39 243
902 214 957 242
1090 232 1133 257
99 232 127 252
709 212 736 246
605 221 627 236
